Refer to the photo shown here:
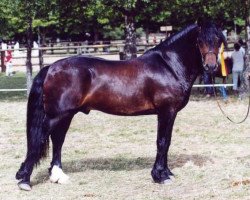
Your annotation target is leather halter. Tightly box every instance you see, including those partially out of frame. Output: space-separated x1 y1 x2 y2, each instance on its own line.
197 43 218 71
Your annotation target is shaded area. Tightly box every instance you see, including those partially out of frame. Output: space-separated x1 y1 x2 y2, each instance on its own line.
33 153 213 185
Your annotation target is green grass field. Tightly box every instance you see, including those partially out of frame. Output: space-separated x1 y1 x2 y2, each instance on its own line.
0 72 28 101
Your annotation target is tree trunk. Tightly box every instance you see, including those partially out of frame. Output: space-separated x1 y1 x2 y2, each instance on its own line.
243 0 250 92
124 15 137 60
93 28 99 44
1 51 6 72
26 17 33 95
145 27 149 44
38 29 45 69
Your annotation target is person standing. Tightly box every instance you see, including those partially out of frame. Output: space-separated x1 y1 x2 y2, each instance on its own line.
238 38 245 55
231 43 245 94
203 71 213 97
5 50 13 76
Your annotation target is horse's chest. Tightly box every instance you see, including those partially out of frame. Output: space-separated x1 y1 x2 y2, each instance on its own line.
153 86 188 110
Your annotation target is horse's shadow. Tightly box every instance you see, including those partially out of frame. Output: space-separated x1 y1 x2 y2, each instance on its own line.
33 153 213 185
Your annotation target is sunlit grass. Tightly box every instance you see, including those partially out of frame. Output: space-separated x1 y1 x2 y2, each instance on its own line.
0 99 249 199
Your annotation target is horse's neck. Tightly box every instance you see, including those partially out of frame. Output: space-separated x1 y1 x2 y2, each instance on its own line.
163 34 202 86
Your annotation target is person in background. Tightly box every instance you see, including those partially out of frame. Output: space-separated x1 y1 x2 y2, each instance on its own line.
203 71 213 98
238 38 245 55
231 42 245 95
218 43 228 101
153 36 157 44
5 50 13 76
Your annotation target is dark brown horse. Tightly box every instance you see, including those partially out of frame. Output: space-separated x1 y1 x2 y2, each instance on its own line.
16 21 226 190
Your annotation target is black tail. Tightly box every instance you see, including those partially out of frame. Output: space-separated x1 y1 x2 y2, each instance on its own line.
26 65 50 166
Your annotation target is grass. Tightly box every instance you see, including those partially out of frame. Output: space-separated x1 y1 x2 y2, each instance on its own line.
0 72 28 101
0 98 249 199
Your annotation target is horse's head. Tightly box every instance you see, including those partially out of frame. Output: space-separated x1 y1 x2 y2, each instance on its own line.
197 20 226 73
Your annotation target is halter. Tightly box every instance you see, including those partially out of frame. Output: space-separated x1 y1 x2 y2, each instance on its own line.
197 43 218 71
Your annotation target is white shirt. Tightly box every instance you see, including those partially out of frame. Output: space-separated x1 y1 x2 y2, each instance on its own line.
231 50 245 71
240 47 245 55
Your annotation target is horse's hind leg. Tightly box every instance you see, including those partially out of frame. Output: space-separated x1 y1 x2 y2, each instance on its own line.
49 113 74 184
16 116 51 191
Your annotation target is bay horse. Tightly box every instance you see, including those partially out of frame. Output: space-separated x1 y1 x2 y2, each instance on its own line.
16 21 226 190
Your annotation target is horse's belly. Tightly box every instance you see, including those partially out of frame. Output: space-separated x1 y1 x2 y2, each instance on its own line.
83 94 155 116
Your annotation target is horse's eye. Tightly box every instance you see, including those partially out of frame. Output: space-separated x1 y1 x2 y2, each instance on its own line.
197 39 203 46
214 36 219 44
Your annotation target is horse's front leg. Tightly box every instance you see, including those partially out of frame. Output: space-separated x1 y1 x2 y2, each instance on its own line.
151 108 177 184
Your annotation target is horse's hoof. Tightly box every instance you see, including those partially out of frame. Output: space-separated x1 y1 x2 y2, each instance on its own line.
169 175 175 181
50 165 69 184
161 178 173 185
18 181 32 191
57 174 69 184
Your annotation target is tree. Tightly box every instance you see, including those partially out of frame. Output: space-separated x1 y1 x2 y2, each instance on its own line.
104 0 160 60
6 0 59 93
136 1 171 41
243 0 250 90
32 0 59 45
57 0 90 40
17 0 35 95
58 0 115 42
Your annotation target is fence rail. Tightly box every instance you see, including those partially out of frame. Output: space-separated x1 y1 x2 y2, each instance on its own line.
0 89 27 92
0 43 156 68
1 45 238 69
0 42 238 93
0 84 235 93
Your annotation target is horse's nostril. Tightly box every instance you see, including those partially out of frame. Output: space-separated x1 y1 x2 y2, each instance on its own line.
204 64 209 71
208 64 217 70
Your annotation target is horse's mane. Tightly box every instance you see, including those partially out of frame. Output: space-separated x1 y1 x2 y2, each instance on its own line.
144 24 198 54
161 24 198 46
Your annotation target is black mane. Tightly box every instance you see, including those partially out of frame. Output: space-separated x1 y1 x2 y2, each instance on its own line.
145 24 198 54
160 24 198 46
144 21 225 56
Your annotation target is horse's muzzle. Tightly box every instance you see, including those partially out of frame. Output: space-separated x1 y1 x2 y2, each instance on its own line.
204 64 218 74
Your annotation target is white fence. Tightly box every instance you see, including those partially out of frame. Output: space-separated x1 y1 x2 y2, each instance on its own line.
0 84 234 93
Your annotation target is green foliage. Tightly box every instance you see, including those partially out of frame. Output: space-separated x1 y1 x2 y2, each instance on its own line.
103 26 124 40
0 0 248 41
136 27 144 38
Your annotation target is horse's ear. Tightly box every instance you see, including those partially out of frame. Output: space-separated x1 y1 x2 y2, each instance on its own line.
213 20 224 30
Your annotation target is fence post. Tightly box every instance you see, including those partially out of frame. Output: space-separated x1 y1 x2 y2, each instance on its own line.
77 47 82 55
1 51 6 72
67 43 70 54
74 43 77 54
51 43 54 54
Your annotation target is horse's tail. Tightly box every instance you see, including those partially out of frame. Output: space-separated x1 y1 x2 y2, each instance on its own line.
26 65 50 166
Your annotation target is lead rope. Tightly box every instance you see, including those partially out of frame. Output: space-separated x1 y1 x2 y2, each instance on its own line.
212 76 250 124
